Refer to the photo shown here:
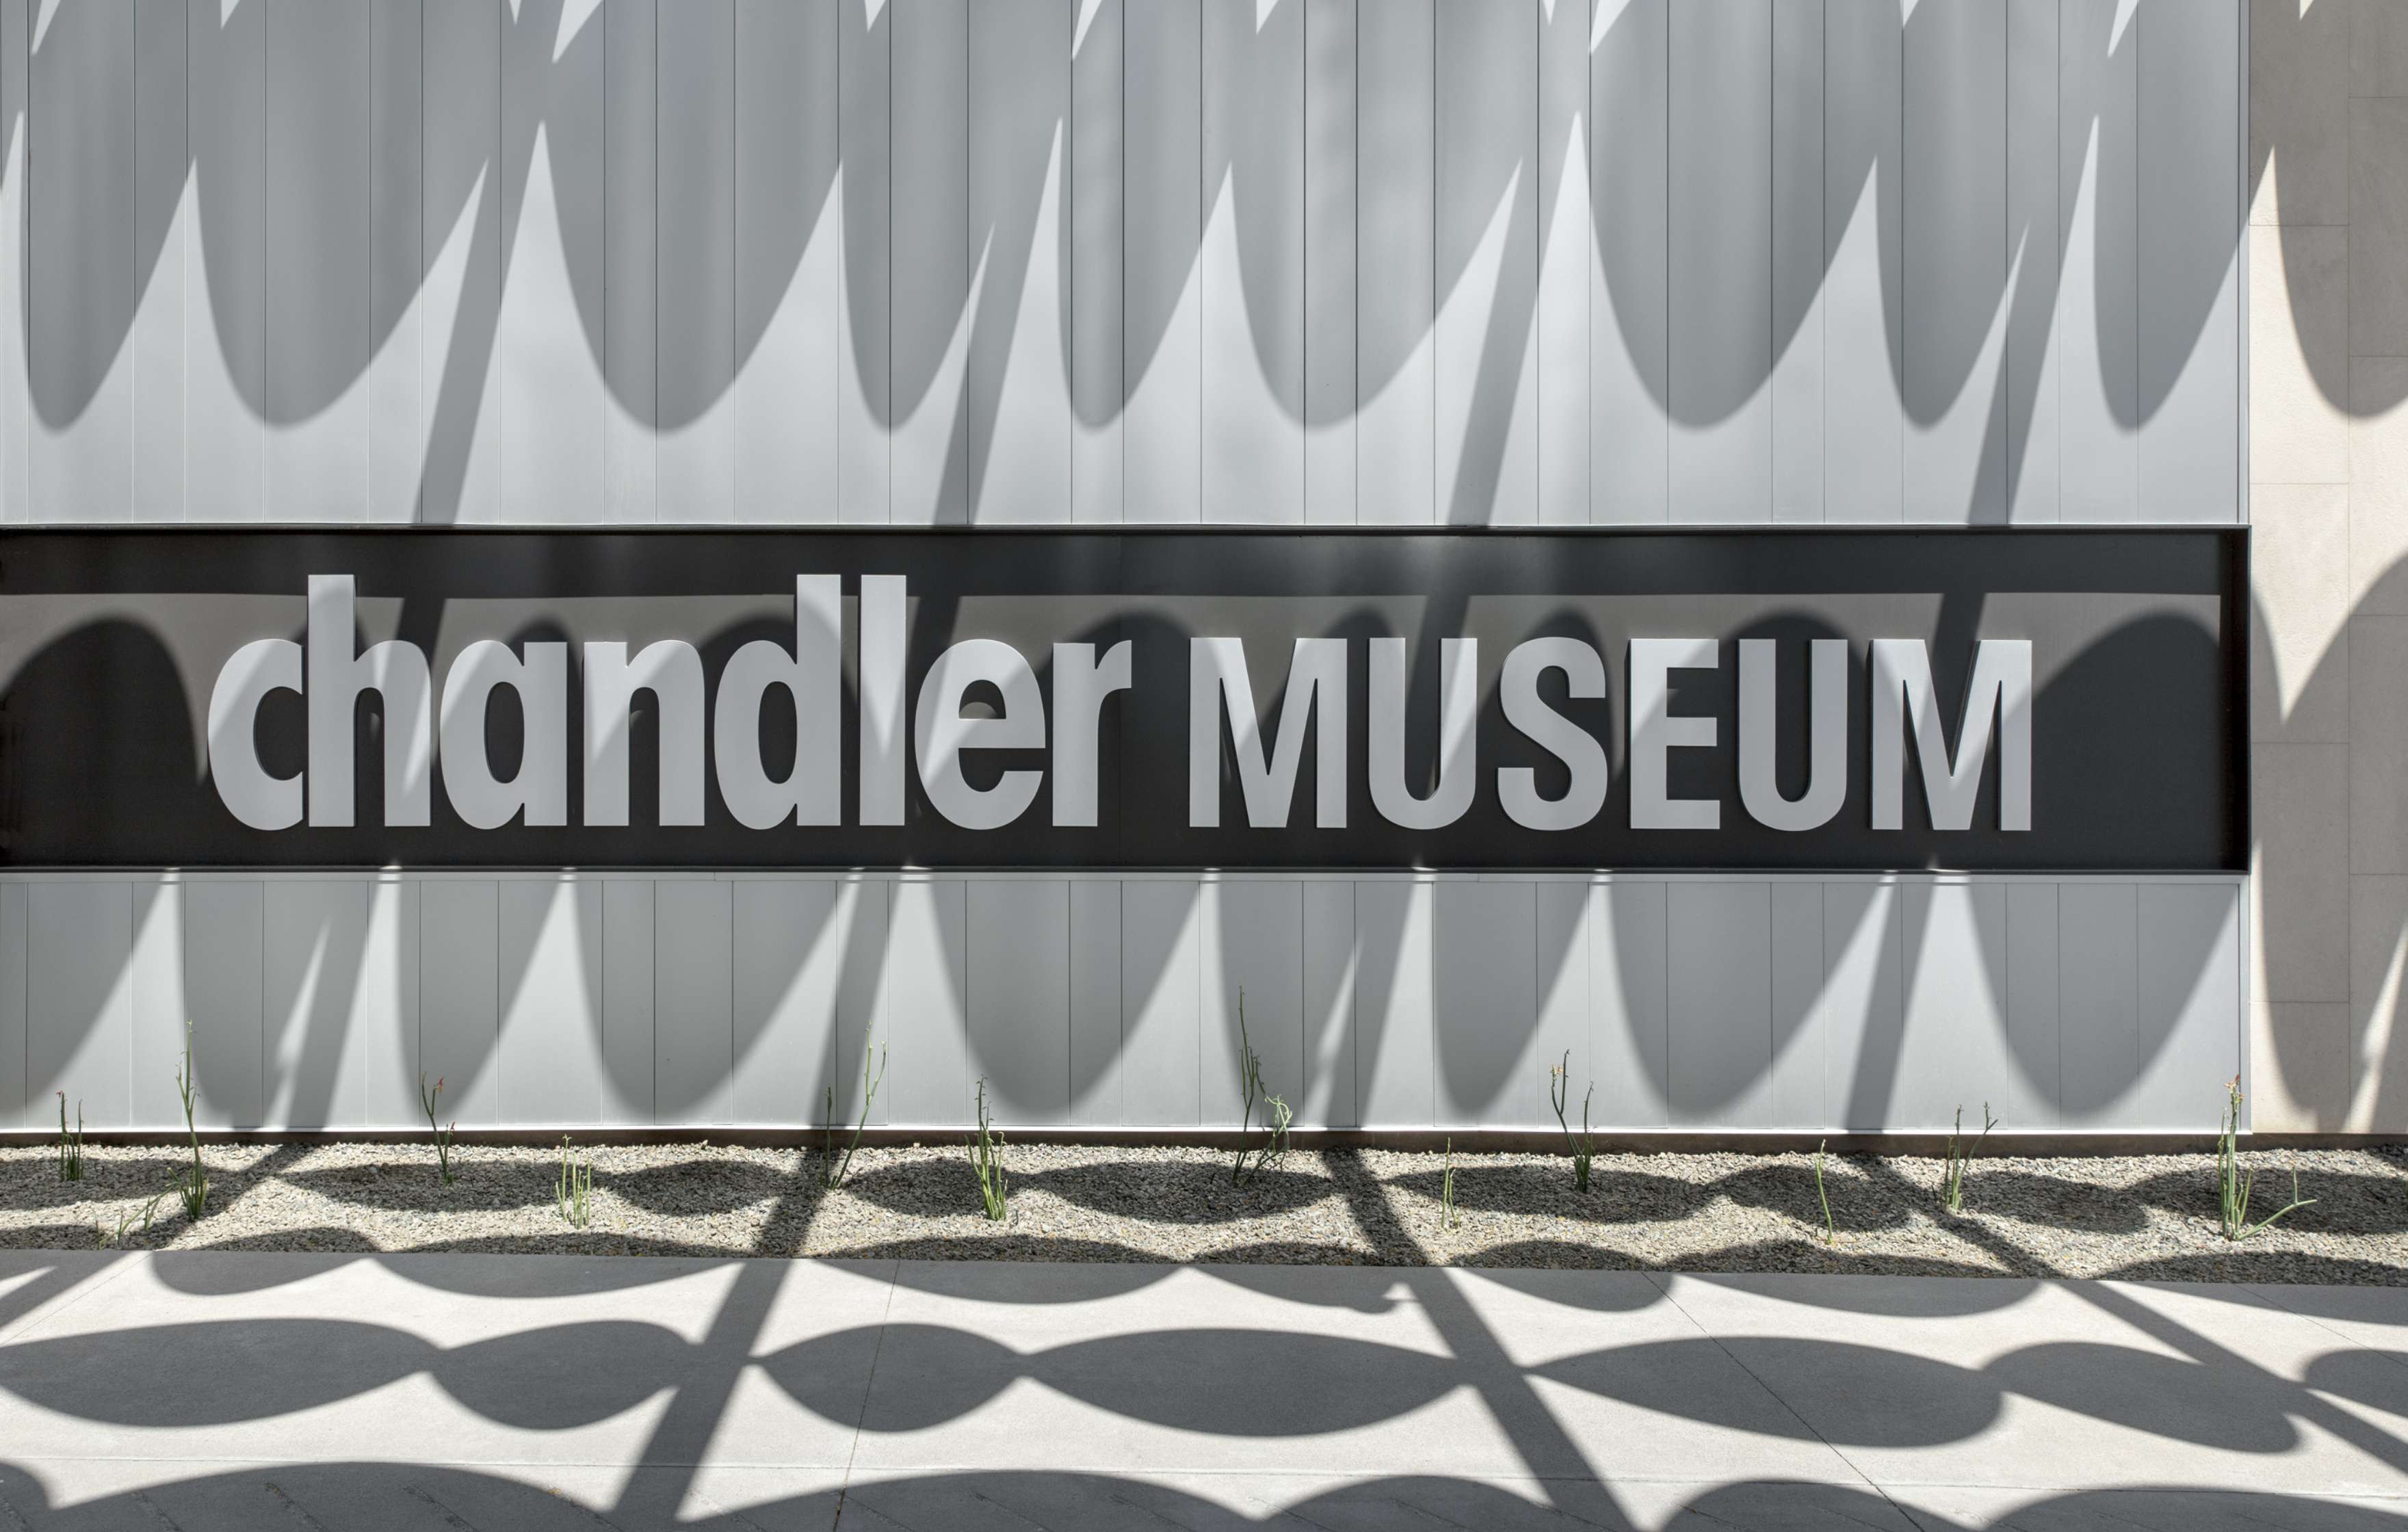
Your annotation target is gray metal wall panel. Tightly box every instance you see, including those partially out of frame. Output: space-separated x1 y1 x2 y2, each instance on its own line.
2135 0 2241 524
1069 877 1123 1124
653 877 733 1124
2004 881 2062 1128
499 878 603 1126
1590 880 1668 1128
32 1 133 522
967 0 1071 526
266 0 371 523
967 877 1071 1124
0 871 2249 1137
129 878 185 1128
1203 880 1305 1127
600 877 656 1125
1121 877 1201 1124
836 0 888 523
419 0 499 525
1590 0 1669 523
1123 0 1201 524
1668 0 1772 524
731 880 842 1129
1768 879 1824 1126
2058 880 2138 1126
0 884 23 1128
2130 882 2244 1126
129 0 183 520
183 880 263 1130
733 0 840 525
1354 0 1432 527
880 877 967 1124
1302 0 1356 527
1821 881 1902 1131
1822 0 1902 523
1666 880 1772 1126
0 0 27 525
1432 880 1534 1128
1895 882 2012 1132
27 883 129 1127
1355 877 1433 1126
1070 0 1125 525
656 0 737 524
1903 0 2007 524
603 0 656 525
1530 880 1591 1130
2058 0 2140 523
2004 0 2060 521
500 0 607 527
1301 877 1356 1127
1 0 2243 529
1535 0 1588 527
1201 0 1303 527
418 878 499 1124
1768 0 1823 526
1435 0 1534 527
265 877 376 1131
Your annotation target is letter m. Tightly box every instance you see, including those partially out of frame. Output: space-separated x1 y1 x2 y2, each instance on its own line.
1871 638 2032 832
1190 637 1348 829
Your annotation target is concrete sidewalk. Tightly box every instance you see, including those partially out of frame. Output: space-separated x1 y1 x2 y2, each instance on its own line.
0 1251 2402 1529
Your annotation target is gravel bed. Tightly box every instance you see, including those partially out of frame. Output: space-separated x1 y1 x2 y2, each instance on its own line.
3 1140 2403 1284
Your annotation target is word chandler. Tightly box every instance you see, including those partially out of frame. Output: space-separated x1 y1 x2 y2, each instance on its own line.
207 574 2030 836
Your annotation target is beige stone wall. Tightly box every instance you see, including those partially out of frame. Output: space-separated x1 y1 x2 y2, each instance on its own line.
2249 0 2408 1130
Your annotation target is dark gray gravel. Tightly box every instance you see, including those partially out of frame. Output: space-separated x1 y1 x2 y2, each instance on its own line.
3 1140 2402 1284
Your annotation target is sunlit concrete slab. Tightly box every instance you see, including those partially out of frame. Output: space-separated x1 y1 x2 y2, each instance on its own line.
1654 1273 2408 1501
0 1253 2405 1531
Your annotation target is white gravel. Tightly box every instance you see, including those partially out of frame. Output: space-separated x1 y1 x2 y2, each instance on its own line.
3 1139 2402 1283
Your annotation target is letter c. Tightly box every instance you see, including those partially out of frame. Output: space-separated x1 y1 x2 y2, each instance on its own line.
208 638 304 830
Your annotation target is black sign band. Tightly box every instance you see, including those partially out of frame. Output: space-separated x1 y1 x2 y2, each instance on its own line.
0 526 2245 871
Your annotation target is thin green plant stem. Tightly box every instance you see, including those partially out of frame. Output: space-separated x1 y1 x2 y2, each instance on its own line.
972 1078 1008 1221
55 1092 83 1182
2219 1077 2316 1240
1814 1140 1834 1247
824 1042 887 1190
1441 1138 1458 1231
1941 1102 1998 1213
555 1136 593 1229
1547 1052 1595 1193
420 1074 457 1185
174 1016 207 1221
1229 991 1290 1187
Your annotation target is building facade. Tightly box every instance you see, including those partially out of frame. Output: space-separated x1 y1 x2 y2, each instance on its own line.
0 0 2365 1142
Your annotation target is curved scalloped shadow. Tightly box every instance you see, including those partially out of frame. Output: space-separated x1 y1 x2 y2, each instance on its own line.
1675 1271 2034 1319
1943 1171 2154 1234
432 1321 692 1430
764 1323 1459 1438
2128 1168 2408 1234
0 1460 2400 1532
1389 1165 1713 1225
1020 1162 1340 1221
761 1323 1015 1432
0 1319 431 1426
2304 1350 2408 1421
880 1254 1179 1304
1987 1342 2302 1454
1711 1163 1918 1234
1455 1263 1666 1309
1536 1337 2000 1448
371 1250 779 1299
590 1161 802 1215
279 1167 566 1215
